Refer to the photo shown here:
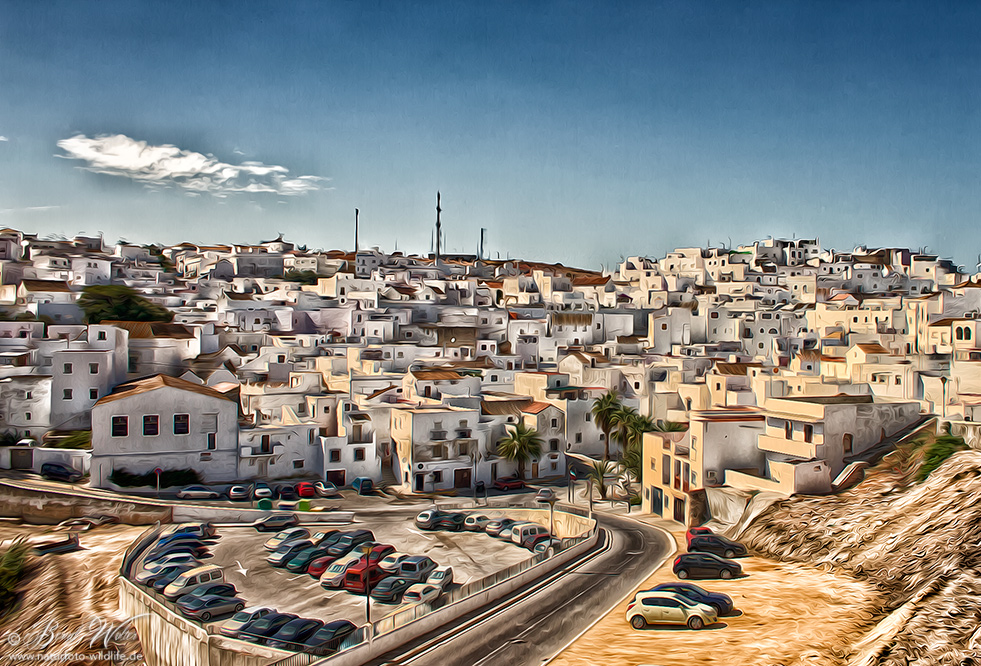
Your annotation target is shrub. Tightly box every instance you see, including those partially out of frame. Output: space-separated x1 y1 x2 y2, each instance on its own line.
916 435 968 482
109 468 201 488
44 430 91 450
0 539 30 616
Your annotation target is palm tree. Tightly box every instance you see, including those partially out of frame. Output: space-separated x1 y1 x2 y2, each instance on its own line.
608 404 638 460
591 390 621 460
586 458 617 500
497 422 543 481
621 413 655 481
651 419 688 433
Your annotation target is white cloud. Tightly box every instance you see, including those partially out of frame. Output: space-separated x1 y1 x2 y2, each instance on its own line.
0 136 8 142
55 134 328 196
0 205 61 215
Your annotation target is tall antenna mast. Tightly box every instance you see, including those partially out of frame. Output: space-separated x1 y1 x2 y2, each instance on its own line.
435 192 442 262
480 227 487 260
354 208 360 253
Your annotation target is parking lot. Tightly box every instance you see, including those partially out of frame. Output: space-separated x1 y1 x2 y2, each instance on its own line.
194 508 534 629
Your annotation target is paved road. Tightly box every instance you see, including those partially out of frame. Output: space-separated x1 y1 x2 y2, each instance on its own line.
364 512 672 666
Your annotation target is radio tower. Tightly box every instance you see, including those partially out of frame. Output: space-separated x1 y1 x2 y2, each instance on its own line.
435 192 442 262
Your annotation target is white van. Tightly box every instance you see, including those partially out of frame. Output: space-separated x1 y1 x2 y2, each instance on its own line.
163 564 224 600
319 553 361 589
511 523 549 546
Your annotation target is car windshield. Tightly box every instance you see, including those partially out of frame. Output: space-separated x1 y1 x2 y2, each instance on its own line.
327 563 345 573
431 571 444 579
277 622 309 639
231 611 253 622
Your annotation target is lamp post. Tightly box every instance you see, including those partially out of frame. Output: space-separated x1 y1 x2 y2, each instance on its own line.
535 488 558 553
941 376 948 420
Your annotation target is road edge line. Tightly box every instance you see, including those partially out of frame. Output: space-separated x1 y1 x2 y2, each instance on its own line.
540 516 678 665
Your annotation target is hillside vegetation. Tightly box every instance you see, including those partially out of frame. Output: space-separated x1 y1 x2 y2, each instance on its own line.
738 433 981 665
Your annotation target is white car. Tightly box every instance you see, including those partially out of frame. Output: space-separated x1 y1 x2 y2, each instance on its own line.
263 527 309 551
378 552 410 573
134 554 199 582
402 583 441 605
176 486 220 500
463 514 491 531
319 554 361 589
426 566 453 592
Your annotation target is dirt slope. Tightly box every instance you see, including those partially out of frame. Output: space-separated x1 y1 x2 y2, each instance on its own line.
738 449 981 666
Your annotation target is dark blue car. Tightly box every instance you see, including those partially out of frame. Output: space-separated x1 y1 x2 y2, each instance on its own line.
648 582 735 616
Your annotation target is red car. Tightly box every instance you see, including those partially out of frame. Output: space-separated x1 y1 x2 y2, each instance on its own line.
686 526 714 547
307 554 337 578
296 482 316 498
353 544 394 569
491 476 526 491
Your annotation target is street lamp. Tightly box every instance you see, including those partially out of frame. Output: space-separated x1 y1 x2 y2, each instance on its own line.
941 376 949 420
535 488 557 548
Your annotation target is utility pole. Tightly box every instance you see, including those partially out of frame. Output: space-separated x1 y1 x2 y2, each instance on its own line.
435 192 442 262
354 208 359 253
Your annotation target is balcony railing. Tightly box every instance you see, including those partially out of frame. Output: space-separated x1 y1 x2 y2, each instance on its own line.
430 430 447 441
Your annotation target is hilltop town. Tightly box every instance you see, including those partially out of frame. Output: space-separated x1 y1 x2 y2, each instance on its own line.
0 229 974 512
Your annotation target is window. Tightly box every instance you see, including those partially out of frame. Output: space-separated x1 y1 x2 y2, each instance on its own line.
24 412 31 421
143 415 159 436
551 418 558 428
97 331 107 340
354 448 365 461
575 432 582 443
63 363 72 374
207 433 216 450
329 449 341 463
111 416 128 437
293 460 304 469
89 388 98 400
63 389 72 400
25 391 31 399
89 363 99 374
174 414 190 435
804 425 813 443
432 471 443 483
199 452 211 461
785 421 792 439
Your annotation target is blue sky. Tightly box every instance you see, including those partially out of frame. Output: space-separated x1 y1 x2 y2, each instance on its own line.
1 1 980 269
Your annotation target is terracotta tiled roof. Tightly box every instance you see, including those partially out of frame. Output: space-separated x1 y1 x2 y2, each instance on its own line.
20 279 71 293
95 374 235 406
103 321 195 339
521 401 553 414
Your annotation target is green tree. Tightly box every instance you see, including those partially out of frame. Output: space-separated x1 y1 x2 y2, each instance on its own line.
591 390 622 460
586 458 617 500
78 285 173 324
282 269 324 285
496 422 543 481
608 404 638 460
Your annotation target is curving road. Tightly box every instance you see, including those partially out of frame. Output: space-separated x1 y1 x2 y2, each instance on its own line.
365 512 672 666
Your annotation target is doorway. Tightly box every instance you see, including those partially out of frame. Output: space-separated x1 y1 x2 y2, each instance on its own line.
673 496 686 523
454 468 471 489
414 473 425 492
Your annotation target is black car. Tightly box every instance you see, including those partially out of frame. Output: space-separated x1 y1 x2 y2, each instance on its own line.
326 530 374 558
239 612 299 643
672 553 742 580
265 618 324 650
176 582 237 603
146 542 209 562
301 619 358 656
140 563 193 587
370 576 413 603
432 513 466 531
40 462 83 483
688 535 748 559
152 566 193 592
648 582 735 616
252 514 300 532
155 533 216 549
276 485 298 501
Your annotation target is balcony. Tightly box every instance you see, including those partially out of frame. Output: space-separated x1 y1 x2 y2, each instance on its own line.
757 434 818 460
456 429 472 439
430 430 448 441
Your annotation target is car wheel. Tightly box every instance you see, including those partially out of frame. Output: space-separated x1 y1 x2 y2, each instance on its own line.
687 616 704 630
710 603 722 616
720 569 733 580
201 612 211 621
630 615 647 630
677 569 689 579
724 549 735 559
234 604 244 612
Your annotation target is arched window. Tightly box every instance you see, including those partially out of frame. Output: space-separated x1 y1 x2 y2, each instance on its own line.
957 327 964 340
967 328 973 341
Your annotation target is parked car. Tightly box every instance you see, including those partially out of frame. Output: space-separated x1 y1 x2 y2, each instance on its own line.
228 485 251 501
535 488 557 503
267 540 315 567
672 553 742 580
252 514 299 532
146 543 209 563
135 554 200 581
157 531 216 548
300 619 357 656
497 522 528 541
177 485 220 500
164 522 217 539
176 582 237 604
163 564 225 600
40 462 83 483
463 514 491 531
370 576 414 603
354 544 395 568
251 482 273 499
307 554 338 578
326 530 374 557
314 481 338 497
426 566 453 592
414 509 448 530
352 477 374 495
533 538 563 554
238 612 298 644
397 556 438 583
295 482 316 498
685 526 714 546
648 582 734 616
491 476 525 491
319 555 362 589
150 565 196 591
688 535 748 559
286 546 334 573
625 590 717 630
512 523 549 546
177 594 246 621
484 518 519 538
265 618 324 650
343 561 390 595
139 563 194 587
276 485 298 501
218 606 275 638
378 552 411 574
402 583 441 605
309 530 341 546
219 606 273 638
432 513 466 531
263 527 309 551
